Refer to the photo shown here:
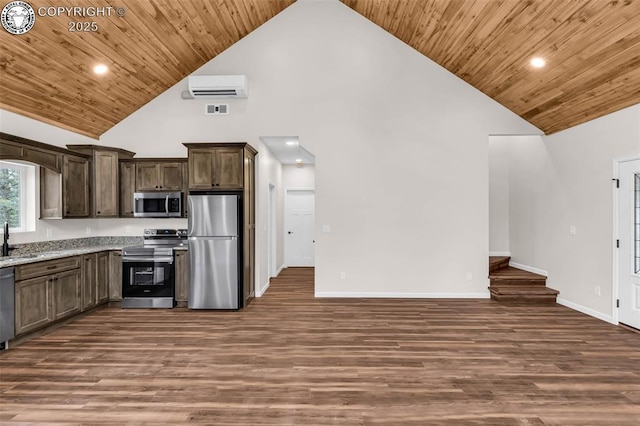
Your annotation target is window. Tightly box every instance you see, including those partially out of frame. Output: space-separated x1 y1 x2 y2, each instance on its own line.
0 161 36 233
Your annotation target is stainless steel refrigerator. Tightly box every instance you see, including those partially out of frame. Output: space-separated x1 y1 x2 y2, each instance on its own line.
188 194 240 309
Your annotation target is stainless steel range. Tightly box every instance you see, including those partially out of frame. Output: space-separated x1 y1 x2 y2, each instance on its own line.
121 229 187 308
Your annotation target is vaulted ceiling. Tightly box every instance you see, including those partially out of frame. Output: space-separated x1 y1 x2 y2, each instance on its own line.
0 0 638 138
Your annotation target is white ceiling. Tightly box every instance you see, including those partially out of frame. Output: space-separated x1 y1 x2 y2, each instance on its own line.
261 136 316 165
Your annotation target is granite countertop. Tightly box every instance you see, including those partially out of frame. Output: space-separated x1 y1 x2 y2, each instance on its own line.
0 236 143 269
0 245 128 268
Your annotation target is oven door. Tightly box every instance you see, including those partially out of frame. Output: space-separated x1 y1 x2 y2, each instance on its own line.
122 258 175 298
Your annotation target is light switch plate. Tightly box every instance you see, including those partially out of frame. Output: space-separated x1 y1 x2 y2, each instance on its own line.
322 225 331 234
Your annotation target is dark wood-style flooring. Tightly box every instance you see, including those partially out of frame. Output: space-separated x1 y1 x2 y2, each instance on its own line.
1 268 639 425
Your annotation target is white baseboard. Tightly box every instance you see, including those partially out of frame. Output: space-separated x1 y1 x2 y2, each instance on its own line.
489 251 511 257
314 291 490 299
509 262 548 277
256 281 270 297
556 298 616 325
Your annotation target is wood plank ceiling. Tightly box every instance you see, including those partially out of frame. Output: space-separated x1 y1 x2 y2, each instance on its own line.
0 0 638 138
0 0 295 138
343 0 640 134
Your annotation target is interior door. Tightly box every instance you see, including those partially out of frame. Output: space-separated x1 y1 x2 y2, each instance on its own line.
285 190 315 267
619 158 640 329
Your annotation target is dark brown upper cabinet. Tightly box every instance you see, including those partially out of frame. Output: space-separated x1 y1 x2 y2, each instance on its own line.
184 144 255 190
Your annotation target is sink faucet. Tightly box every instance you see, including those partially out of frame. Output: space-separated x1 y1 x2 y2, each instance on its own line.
2 222 15 257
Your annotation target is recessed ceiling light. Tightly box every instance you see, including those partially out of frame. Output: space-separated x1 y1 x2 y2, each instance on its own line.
93 64 108 75
286 141 298 146
530 57 546 68
295 158 303 163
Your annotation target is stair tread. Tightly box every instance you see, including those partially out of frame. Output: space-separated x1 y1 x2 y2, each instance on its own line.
489 266 546 280
489 256 511 273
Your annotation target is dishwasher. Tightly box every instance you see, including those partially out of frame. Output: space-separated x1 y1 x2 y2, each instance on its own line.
0 267 15 350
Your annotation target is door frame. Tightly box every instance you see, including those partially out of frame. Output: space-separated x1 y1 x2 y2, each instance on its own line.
284 187 315 267
268 182 277 277
613 155 640 326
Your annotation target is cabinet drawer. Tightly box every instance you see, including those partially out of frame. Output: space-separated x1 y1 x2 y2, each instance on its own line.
16 256 81 281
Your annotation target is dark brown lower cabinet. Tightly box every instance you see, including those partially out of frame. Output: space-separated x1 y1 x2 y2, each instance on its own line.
96 252 109 304
15 259 82 336
174 250 189 307
109 251 122 301
14 253 108 337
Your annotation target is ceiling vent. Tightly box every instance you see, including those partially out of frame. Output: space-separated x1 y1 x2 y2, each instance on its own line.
188 75 248 98
205 104 229 115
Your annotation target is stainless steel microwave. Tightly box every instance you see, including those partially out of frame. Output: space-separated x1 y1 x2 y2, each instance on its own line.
133 192 183 218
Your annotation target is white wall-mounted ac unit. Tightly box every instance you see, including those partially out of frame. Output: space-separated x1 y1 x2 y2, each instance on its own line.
188 75 248 98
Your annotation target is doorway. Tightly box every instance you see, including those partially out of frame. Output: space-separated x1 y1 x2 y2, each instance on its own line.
618 158 640 329
285 189 315 267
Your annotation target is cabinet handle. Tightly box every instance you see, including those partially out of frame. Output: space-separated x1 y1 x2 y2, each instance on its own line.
156 186 159 188
97 211 101 214
47 265 57 270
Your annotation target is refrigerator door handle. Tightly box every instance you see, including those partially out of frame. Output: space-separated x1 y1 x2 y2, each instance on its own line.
188 236 237 240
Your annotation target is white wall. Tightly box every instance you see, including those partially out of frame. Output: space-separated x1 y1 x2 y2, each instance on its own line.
257 142 284 295
506 104 640 322
98 0 538 297
283 164 315 189
488 137 511 255
2 0 539 297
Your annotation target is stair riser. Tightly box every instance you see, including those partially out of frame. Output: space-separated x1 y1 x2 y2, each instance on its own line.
490 293 557 304
489 279 547 286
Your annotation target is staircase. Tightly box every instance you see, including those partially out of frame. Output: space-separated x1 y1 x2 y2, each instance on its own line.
489 256 559 304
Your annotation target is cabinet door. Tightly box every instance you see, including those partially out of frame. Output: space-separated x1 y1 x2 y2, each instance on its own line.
15 276 53 335
109 251 122 301
82 254 96 311
52 269 82 320
174 250 189 303
120 162 135 217
40 167 62 218
215 149 243 189
158 163 183 190
136 163 160 191
96 252 109 304
188 149 215 189
94 150 119 217
63 156 90 217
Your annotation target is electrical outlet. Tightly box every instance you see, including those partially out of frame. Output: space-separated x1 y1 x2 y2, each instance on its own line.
125 226 132 234
46 228 53 238
340 272 346 280
85 226 92 235
570 225 576 236
466 272 473 281
594 285 601 296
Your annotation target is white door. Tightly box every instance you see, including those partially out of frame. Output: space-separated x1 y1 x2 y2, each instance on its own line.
619 159 640 329
285 190 315 267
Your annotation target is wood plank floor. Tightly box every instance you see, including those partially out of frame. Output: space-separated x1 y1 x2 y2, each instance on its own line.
1 267 639 425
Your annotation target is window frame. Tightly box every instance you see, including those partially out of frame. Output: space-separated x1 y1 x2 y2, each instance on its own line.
0 160 36 234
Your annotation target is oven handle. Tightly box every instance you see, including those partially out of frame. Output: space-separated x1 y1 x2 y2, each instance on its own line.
122 256 174 263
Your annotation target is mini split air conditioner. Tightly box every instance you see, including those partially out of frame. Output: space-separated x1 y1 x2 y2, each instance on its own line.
188 75 248 98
